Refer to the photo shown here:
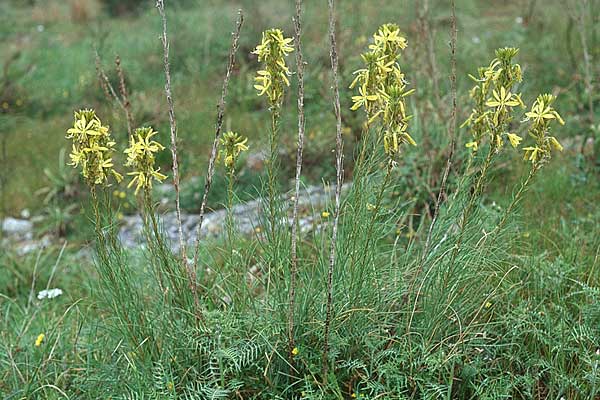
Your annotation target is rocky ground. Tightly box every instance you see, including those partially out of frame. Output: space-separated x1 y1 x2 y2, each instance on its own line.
2 183 348 255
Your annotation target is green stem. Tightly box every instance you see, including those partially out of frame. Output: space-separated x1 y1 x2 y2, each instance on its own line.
265 106 281 298
495 164 539 233
445 146 495 280
352 162 393 297
226 169 235 261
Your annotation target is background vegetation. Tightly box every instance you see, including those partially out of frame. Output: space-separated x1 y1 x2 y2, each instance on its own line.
1 0 599 399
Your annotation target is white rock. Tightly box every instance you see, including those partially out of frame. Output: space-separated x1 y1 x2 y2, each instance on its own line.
2 218 33 234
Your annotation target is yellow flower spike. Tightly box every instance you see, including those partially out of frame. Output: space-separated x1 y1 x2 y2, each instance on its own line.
35 333 45 347
350 24 415 163
219 131 249 173
253 28 294 107
522 94 565 165
66 109 121 187
124 127 167 195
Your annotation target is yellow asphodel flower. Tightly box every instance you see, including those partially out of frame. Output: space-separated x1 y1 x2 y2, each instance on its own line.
485 86 522 110
219 131 249 172
549 136 563 152
506 133 522 148
35 333 45 347
525 94 565 126
351 84 379 111
465 141 479 152
523 146 543 163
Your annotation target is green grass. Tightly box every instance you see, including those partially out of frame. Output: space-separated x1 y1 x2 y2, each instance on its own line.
1 0 600 398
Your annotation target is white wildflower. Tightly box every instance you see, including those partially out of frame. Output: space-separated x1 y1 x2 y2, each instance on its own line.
37 288 63 300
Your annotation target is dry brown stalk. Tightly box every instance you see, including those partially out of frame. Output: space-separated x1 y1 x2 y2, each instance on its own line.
323 0 344 382
191 10 244 274
288 0 306 369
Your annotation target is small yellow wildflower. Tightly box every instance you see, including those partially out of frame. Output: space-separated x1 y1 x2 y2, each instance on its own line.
321 211 330 218
506 133 522 148
292 347 299 356
35 333 45 347
465 141 479 152
485 302 492 309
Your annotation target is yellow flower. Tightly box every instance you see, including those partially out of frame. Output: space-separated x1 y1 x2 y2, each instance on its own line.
292 347 299 356
485 302 492 309
219 131 249 172
506 133 522 148
485 86 522 110
321 211 330 218
465 141 479 152
549 137 563 151
35 333 45 347
351 84 379 111
523 146 543 163
525 94 565 126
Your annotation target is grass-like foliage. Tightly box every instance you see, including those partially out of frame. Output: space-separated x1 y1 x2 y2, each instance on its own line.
1 1 599 399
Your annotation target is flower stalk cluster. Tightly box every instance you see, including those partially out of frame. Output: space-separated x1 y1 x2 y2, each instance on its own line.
124 127 168 195
66 109 123 186
350 24 416 162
